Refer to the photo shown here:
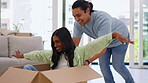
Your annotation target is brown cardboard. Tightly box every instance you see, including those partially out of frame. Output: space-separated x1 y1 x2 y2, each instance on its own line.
15 33 33 37
14 64 50 71
0 64 102 83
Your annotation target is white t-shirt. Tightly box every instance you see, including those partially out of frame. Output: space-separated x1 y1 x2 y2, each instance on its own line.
56 54 69 69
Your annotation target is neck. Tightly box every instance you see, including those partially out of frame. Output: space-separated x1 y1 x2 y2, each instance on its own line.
86 15 91 24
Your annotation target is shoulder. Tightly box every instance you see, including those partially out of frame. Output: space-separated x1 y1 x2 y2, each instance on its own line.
92 10 112 19
74 47 84 56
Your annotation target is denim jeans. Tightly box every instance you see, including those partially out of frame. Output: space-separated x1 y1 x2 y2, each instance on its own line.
23 64 38 71
99 43 134 83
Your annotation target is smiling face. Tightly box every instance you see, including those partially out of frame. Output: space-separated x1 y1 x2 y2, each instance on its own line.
72 7 91 26
53 35 63 52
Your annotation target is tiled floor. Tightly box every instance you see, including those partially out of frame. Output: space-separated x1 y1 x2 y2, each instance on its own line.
88 64 148 83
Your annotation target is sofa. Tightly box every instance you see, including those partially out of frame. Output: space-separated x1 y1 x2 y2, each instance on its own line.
0 36 44 75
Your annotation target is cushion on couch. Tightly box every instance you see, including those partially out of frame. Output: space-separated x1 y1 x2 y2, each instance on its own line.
0 36 8 57
0 57 20 73
8 36 44 57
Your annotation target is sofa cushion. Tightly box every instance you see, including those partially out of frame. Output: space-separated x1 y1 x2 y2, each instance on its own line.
8 36 44 57
0 57 44 75
0 36 8 57
0 57 20 73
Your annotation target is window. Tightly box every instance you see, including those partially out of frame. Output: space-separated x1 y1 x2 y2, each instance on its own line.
92 0 130 63
1 2 7 9
1 0 54 50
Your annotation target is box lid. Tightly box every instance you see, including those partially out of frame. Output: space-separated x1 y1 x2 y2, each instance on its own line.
41 66 102 83
0 65 102 83
0 67 38 83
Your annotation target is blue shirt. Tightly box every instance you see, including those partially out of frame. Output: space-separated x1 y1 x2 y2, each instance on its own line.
73 10 129 48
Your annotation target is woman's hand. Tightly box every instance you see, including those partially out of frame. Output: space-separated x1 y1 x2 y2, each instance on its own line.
83 60 90 66
12 50 24 58
112 32 134 44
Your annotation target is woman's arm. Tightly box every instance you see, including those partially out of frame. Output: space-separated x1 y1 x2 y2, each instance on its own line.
112 32 134 44
83 32 134 65
83 48 106 65
12 50 52 64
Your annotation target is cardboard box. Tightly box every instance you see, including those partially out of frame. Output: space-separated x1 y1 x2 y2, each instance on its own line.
0 64 102 83
15 33 33 37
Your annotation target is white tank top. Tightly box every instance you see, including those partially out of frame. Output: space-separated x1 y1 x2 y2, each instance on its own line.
56 54 69 69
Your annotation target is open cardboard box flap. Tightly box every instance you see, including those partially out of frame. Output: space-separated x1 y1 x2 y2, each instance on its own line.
0 67 38 83
0 64 102 83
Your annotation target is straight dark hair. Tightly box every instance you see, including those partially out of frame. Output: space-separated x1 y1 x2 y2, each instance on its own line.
51 27 76 69
72 0 94 14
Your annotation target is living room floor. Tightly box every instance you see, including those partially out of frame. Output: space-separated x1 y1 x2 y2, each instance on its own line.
88 64 148 83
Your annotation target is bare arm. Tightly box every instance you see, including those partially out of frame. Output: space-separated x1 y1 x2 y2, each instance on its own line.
112 32 134 44
83 48 106 65
72 37 81 46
